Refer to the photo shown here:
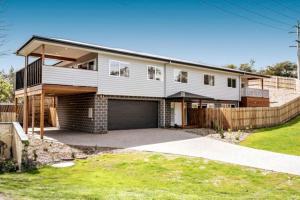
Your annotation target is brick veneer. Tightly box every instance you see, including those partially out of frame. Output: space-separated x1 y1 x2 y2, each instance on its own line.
57 93 96 133
57 94 166 133
240 97 269 107
165 100 172 127
94 95 108 133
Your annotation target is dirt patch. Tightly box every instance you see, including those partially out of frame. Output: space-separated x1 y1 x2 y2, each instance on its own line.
0 193 10 200
27 133 118 166
185 129 253 144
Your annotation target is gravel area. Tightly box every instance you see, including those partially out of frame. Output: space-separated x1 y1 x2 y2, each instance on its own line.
27 133 117 166
185 128 253 144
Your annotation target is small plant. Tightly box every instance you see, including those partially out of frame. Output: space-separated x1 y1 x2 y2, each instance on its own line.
235 130 241 141
0 160 17 173
219 129 225 139
71 152 76 159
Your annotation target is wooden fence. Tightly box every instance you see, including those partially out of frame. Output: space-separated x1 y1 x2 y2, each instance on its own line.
189 96 300 130
0 97 55 125
248 76 297 90
0 104 18 122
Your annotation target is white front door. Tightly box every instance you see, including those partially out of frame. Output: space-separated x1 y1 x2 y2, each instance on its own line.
174 102 182 126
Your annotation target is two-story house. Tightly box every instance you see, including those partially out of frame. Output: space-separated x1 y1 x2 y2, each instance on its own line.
14 36 269 138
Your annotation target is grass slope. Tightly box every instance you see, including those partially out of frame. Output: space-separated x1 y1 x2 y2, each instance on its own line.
241 116 300 156
0 152 300 199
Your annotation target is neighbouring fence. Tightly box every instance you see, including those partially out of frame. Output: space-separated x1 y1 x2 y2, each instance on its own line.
248 76 297 91
0 103 18 122
189 96 300 130
0 97 56 125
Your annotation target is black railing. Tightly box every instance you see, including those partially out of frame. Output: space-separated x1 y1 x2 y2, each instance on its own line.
27 58 42 87
15 68 24 90
15 58 42 91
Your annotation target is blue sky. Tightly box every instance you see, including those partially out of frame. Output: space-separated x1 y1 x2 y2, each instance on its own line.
0 0 299 72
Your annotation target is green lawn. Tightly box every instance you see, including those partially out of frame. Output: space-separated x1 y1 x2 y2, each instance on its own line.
0 152 300 199
241 115 300 156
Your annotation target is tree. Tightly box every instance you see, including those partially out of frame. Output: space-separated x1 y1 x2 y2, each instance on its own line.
225 64 238 69
0 73 12 102
225 59 256 72
0 66 14 102
239 59 256 72
261 61 297 78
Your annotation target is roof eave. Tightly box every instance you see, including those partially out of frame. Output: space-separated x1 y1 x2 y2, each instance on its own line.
15 35 269 78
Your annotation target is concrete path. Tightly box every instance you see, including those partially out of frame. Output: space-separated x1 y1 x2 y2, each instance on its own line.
43 128 300 176
130 136 300 176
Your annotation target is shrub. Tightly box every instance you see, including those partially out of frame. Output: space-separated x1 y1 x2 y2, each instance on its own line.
235 130 241 141
0 160 17 173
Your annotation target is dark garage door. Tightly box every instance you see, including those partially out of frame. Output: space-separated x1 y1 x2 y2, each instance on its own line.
108 100 158 130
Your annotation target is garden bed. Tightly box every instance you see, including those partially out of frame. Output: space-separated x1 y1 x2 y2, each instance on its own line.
185 128 253 144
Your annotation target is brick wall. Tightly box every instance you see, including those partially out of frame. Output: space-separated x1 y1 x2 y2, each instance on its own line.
57 94 165 133
240 97 270 107
165 100 171 127
94 95 108 133
57 93 96 133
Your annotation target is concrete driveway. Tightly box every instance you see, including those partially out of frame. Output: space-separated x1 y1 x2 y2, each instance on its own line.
43 128 198 148
44 128 300 176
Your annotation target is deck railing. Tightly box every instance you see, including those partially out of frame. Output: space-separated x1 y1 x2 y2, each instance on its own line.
27 58 42 87
15 59 98 90
241 88 269 98
15 58 42 90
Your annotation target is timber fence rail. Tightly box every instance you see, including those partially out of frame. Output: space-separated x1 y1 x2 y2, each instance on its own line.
0 97 54 123
248 76 297 90
189 96 300 130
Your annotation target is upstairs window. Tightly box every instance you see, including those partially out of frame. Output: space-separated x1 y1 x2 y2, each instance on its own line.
148 66 163 81
204 74 215 86
227 78 236 88
109 60 129 77
174 69 188 83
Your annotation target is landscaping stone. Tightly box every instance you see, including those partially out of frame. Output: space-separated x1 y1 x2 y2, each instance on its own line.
185 128 253 144
26 133 116 166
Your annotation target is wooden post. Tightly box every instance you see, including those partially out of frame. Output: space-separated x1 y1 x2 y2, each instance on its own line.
181 98 185 128
23 56 28 134
41 44 45 65
15 98 18 121
31 96 35 134
40 92 45 139
261 79 264 90
198 100 202 127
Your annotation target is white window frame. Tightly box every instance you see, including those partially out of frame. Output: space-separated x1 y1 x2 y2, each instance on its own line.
147 65 164 81
174 69 188 83
204 74 215 86
109 60 130 77
227 78 237 88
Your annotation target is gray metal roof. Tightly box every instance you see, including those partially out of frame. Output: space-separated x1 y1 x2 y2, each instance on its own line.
167 91 214 100
16 35 270 78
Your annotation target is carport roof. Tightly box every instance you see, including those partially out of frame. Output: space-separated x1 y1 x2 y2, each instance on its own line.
167 91 214 100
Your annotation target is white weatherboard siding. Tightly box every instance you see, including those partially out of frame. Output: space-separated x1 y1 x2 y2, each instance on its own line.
98 54 165 97
42 65 98 87
166 65 240 100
